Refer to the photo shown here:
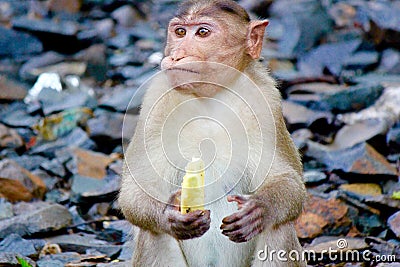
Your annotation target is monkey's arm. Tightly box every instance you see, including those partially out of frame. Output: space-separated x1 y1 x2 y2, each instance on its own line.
119 169 211 239
220 171 306 243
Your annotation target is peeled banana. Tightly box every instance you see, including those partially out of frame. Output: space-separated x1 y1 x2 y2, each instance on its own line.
181 157 205 214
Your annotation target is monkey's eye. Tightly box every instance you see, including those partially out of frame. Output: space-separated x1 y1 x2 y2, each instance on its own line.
197 27 210 37
175 28 186 37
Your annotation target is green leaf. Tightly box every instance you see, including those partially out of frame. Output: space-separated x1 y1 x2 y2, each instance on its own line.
16 256 33 267
392 191 400 200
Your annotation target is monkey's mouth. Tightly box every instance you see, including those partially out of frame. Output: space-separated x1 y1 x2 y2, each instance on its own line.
166 67 200 74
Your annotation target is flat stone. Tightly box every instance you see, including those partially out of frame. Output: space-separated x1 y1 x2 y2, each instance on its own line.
378 49 400 74
303 170 327 184
111 5 139 27
40 159 66 178
37 252 80 266
103 220 133 243
0 123 24 149
13 155 50 171
295 195 351 239
297 39 361 76
0 233 45 257
48 0 82 13
0 159 46 200
0 103 40 128
0 26 42 56
70 148 115 179
282 101 332 127
344 51 380 70
98 87 137 112
19 51 65 81
0 75 27 100
12 17 78 36
0 252 36 266
29 62 87 78
0 202 72 238
0 198 13 220
45 233 121 258
331 119 387 149
306 142 398 176
87 109 138 153
388 211 400 238
30 128 96 157
270 0 332 57
38 88 97 115
355 213 383 235
0 178 33 202
340 183 382 200
70 173 120 204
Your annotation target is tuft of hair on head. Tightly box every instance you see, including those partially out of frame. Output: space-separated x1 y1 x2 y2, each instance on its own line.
175 0 250 23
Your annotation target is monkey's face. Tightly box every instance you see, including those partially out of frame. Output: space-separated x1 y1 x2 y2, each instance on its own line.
161 14 249 97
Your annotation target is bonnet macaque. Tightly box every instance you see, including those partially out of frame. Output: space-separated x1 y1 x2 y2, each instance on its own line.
119 0 307 266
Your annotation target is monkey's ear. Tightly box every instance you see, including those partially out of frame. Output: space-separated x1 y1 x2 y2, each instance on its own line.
247 20 269 59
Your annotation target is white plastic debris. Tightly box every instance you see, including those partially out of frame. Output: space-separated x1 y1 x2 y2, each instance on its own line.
24 72 62 103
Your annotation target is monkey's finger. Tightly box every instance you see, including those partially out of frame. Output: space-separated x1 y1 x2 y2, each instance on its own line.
167 189 182 206
175 223 210 240
169 210 210 225
223 219 263 243
227 195 248 208
179 213 211 230
221 202 257 224
220 210 259 232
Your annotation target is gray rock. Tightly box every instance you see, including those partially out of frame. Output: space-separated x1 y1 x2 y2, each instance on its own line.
87 109 138 152
388 211 400 238
94 18 115 39
45 233 121 258
71 173 120 204
38 88 97 115
297 39 361 76
0 26 42 56
0 234 45 257
12 17 78 36
40 159 66 178
37 252 80 266
343 51 380 70
0 103 40 128
31 128 96 157
111 5 139 27
99 88 137 112
306 141 398 176
379 49 400 74
270 0 332 57
0 198 13 220
0 252 36 267
37 259 64 267
0 203 72 238
13 155 50 171
118 240 134 261
104 220 133 243
19 51 65 81
303 170 327 184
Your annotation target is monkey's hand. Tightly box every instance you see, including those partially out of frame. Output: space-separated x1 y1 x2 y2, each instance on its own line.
220 195 266 243
164 190 211 240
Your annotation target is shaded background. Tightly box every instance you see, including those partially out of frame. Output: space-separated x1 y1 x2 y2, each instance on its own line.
0 0 399 266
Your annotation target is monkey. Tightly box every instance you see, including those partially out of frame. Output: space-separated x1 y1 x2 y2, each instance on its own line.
119 0 307 266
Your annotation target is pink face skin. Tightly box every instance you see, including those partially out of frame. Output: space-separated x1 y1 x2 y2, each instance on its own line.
160 15 268 97
160 15 250 97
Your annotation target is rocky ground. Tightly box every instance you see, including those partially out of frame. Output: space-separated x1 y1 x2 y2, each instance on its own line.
0 0 399 266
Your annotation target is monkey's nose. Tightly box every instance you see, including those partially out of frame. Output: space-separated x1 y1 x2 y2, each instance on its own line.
171 49 186 61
